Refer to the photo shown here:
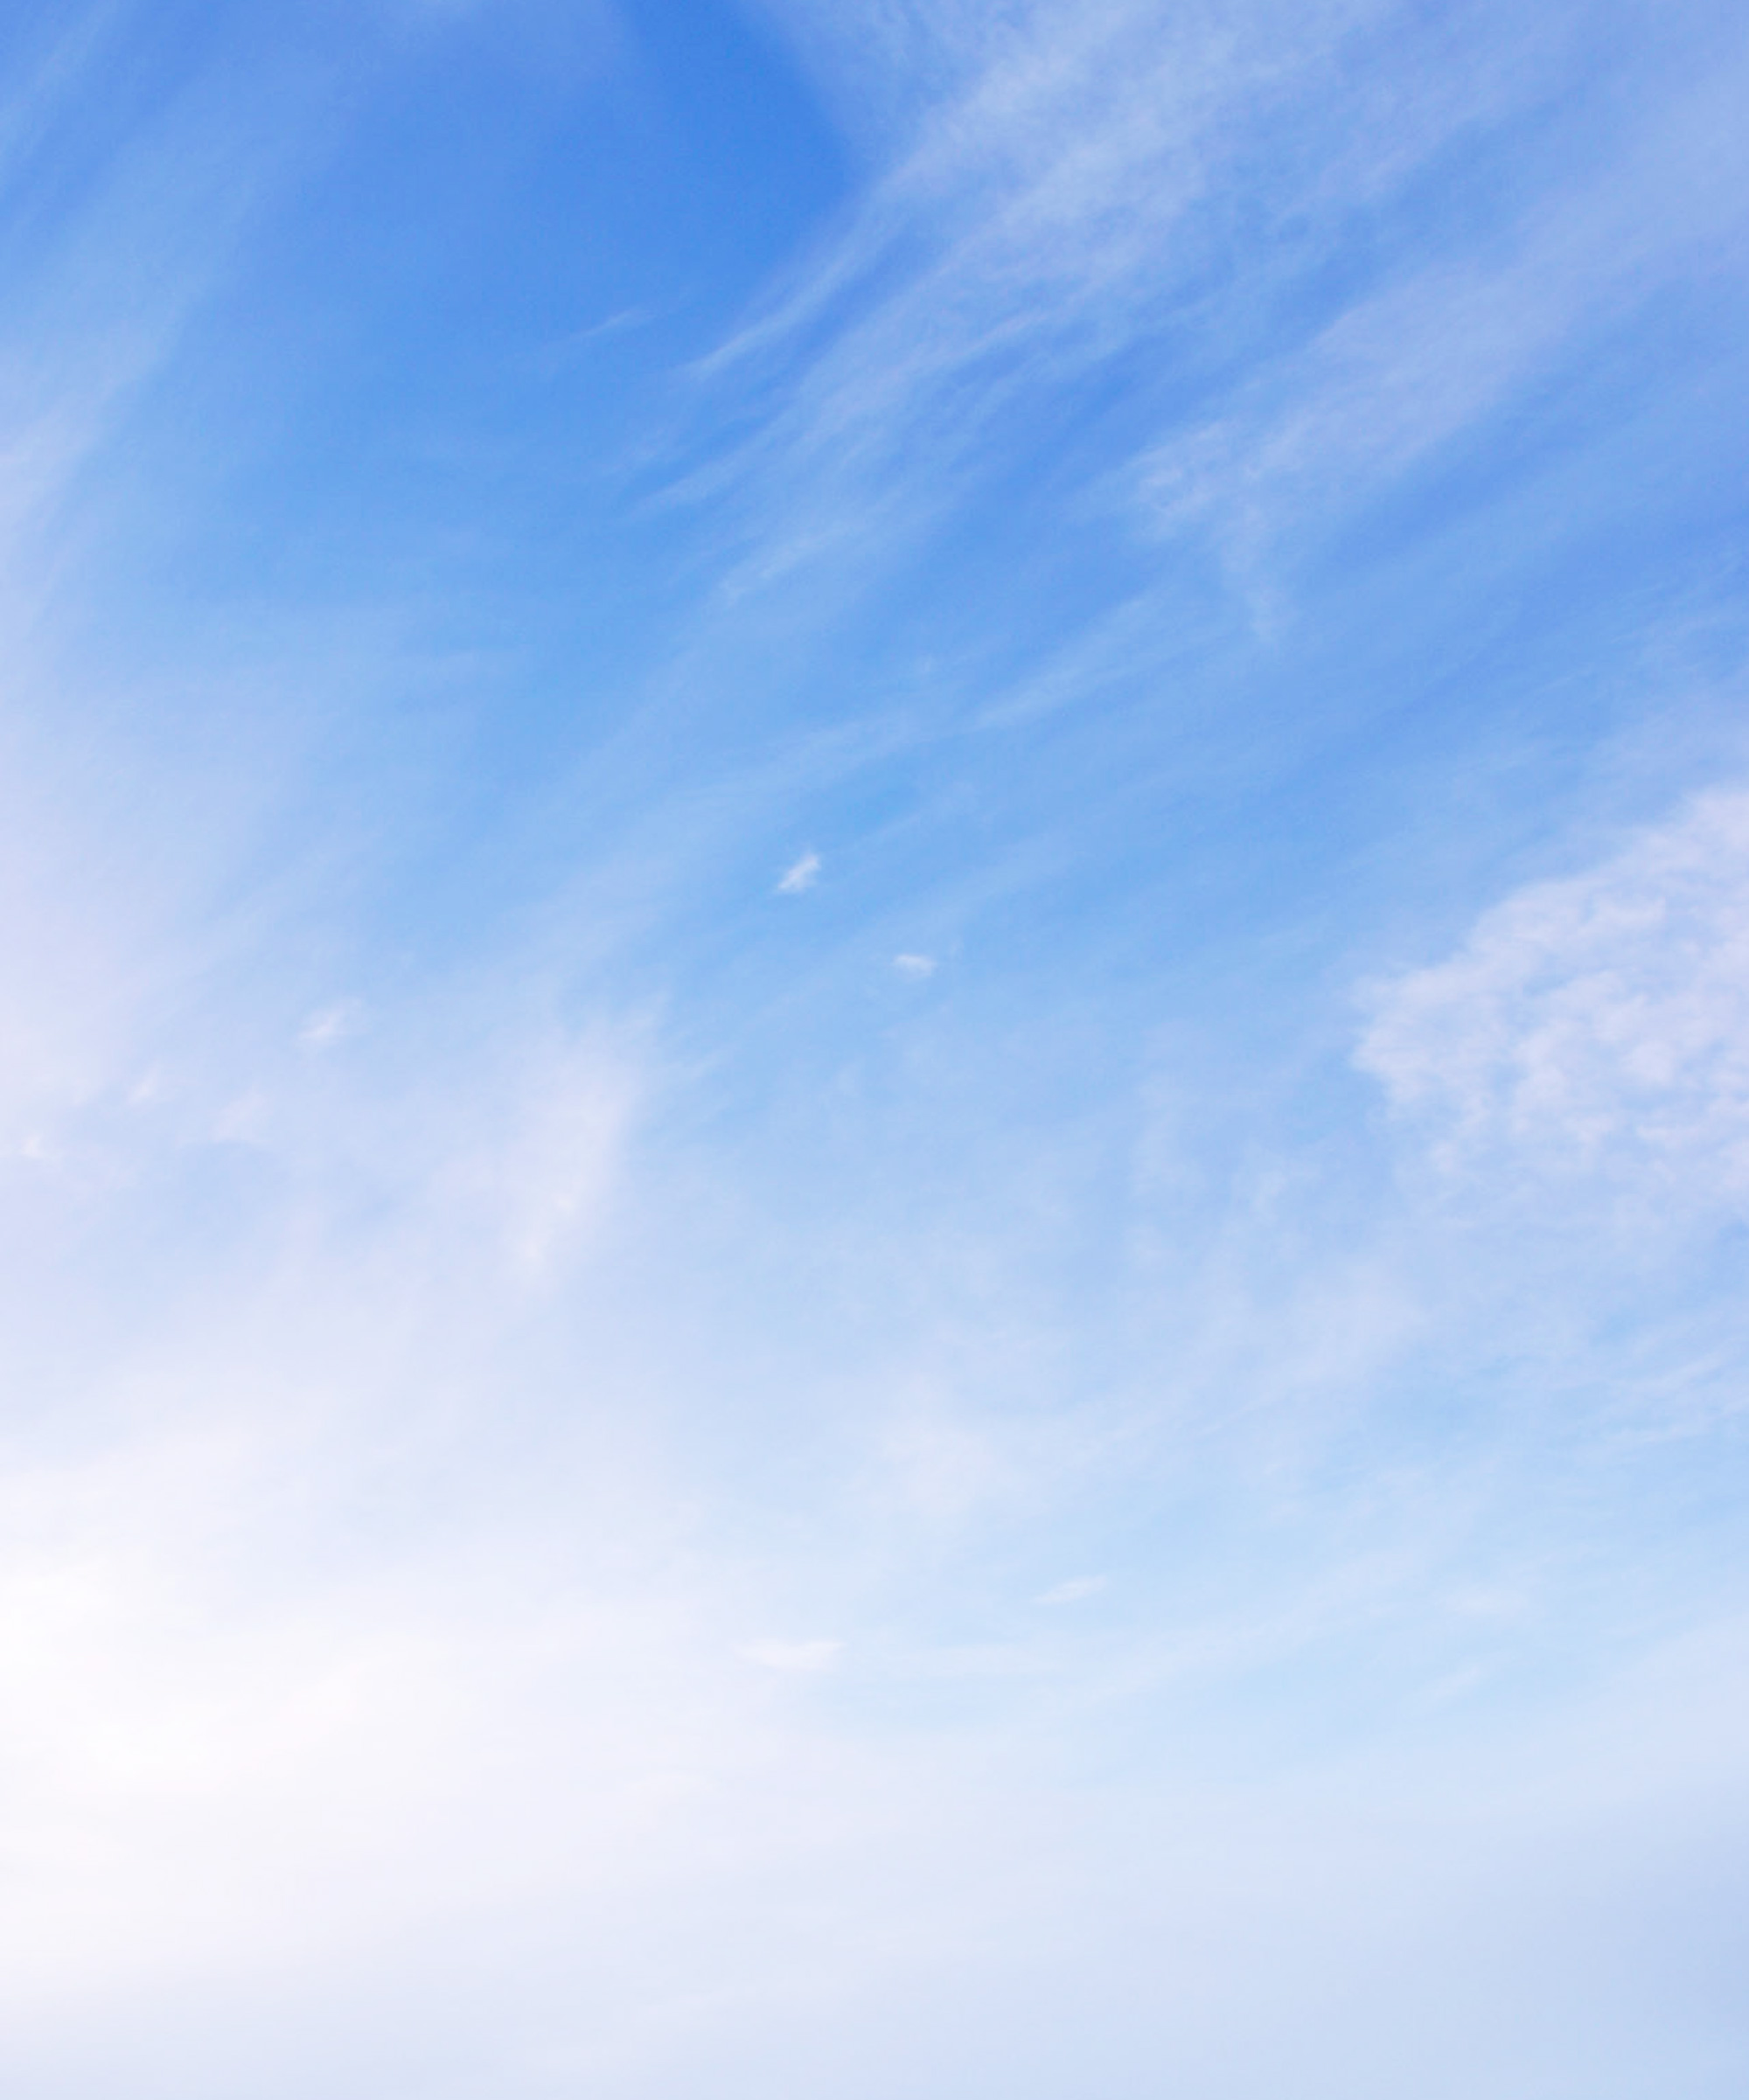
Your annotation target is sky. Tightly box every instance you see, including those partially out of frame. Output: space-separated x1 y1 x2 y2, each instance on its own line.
2 1 1747 2092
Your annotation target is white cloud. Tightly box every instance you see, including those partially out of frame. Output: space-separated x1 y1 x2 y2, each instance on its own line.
1357 787 1749 1206
1037 1575 1105 1605
777 849 821 894
892 951 937 977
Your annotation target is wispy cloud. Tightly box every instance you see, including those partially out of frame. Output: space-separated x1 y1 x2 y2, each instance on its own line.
676 0 1660 604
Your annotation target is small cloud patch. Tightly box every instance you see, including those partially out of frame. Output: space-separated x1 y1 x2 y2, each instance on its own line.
893 953 937 978
1037 1575 1106 1605
776 851 820 894
300 1000 365 1053
735 1638 842 1673
1355 787 1749 1204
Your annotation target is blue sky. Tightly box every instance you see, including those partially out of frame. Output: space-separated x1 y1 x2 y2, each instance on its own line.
3 1 1748 2092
